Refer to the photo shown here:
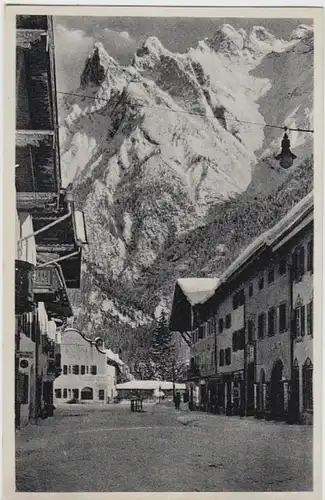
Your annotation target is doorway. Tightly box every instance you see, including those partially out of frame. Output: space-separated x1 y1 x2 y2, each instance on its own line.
247 362 255 415
270 359 284 419
290 360 300 423
81 387 93 400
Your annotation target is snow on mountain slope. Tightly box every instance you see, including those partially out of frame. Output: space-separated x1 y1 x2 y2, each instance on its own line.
59 23 313 356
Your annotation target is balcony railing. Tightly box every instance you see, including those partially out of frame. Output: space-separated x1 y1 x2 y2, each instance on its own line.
15 260 34 314
33 267 57 302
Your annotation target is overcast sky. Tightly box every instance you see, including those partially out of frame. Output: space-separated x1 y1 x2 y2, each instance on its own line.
53 16 312 93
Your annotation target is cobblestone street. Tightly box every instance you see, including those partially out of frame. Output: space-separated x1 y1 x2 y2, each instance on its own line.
16 403 312 492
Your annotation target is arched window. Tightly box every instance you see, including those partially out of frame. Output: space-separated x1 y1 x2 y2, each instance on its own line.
81 387 93 400
302 359 313 411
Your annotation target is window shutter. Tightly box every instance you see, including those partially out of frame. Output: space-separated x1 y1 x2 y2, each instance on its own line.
300 246 305 276
240 329 245 350
232 332 237 352
308 301 313 335
301 305 305 336
292 250 298 280
307 240 313 272
291 309 297 338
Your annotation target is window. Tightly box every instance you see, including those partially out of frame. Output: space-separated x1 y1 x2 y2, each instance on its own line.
233 330 245 351
279 303 287 333
218 318 224 334
292 245 305 280
219 349 224 367
279 258 287 276
268 307 276 336
198 325 204 339
86 366 89 374
238 329 245 350
55 389 62 399
72 365 79 375
210 351 214 367
247 320 254 342
233 289 244 309
295 305 305 337
307 301 313 335
267 268 274 284
303 359 313 411
307 240 313 273
232 332 237 352
258 275 264 290
98 389 105 401
225 314 231 329
72 389 79 399
68 366 71 374
248 283 253 297
238 289 245 306
258 313 266 339
225 347 231 365
91 365 97 375
63 365 68 375
81 365 85 375
63 388 67 398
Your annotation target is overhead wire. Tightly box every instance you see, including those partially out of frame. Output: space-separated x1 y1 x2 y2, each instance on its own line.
57 90 314 134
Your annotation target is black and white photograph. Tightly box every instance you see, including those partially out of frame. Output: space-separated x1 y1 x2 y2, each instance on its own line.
3 4 323 496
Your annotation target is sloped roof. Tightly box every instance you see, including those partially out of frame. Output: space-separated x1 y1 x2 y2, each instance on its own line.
220 191 313 285
176 278 220 306
266 191 313 247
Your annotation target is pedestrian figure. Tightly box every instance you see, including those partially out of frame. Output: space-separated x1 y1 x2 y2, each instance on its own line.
175 392 181 410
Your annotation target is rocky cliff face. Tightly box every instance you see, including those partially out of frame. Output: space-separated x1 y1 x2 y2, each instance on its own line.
59 24 313 363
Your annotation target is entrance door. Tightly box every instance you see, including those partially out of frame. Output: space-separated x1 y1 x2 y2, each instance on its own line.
247 362 255 415
81 387 93 400
290 362 300 422
270 360 284 419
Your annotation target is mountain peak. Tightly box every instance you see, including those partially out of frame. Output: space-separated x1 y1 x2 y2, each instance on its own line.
80 42 118 88
207 24 245 54
291 24 313 41
132 36 168 69
250 25 275 42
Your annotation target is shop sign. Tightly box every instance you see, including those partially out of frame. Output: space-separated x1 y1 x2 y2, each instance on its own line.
16 351 34 359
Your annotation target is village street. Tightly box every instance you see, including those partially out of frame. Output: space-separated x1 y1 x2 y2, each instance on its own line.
16 403 312 492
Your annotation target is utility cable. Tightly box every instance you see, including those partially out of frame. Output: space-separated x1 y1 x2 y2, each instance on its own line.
57 90 314 133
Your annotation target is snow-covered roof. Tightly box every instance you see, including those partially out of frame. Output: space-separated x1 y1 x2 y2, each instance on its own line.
177 278 220 306
266 191 313 247
103 348 125 366
218 192 313 286
116 380 186 391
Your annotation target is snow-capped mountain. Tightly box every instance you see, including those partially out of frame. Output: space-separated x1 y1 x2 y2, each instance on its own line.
59 24 313 360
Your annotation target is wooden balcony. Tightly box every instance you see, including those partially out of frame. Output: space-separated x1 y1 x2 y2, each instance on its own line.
33 267 57 302
15 260 34 315
16 192 58 213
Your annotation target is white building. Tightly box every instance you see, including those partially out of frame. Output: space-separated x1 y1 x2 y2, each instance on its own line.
54 328 118 403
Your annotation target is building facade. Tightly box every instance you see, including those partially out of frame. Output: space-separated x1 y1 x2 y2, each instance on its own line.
15 15 87 428
170 193 314 424
54 328 118 404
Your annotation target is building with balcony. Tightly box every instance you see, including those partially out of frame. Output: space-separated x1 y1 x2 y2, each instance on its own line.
170 192 313 424
15 15 87 428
